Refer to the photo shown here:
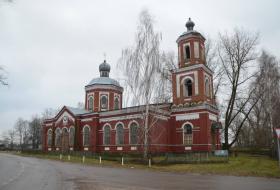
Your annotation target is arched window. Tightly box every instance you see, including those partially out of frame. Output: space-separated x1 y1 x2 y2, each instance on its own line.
55 128 61 147
185 45 190 60
205 78 210 97
100 95 108 110
83 126 90 146
88 96 94 111
114 97 120 110
130 122 138 144
116 124 124 145
69 127 75 147
47 129 52 146
183 124 193 145
184 79 193 97
103 125 110 145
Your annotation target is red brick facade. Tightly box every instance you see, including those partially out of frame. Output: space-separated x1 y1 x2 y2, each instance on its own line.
42 19 221 153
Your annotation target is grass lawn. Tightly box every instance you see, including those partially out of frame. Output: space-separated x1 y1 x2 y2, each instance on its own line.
15 152 280 178
153 154 280 178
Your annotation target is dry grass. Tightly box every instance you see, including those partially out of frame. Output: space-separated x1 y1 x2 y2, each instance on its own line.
17 152 280 178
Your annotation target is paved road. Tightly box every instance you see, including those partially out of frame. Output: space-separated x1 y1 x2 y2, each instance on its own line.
0 153 280 190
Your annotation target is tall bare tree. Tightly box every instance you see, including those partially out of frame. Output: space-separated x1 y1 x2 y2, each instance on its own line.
1 130 15 149
14 118 29 150
118 9 172 158
42 108 59 120
238 51 280 150
29 115 42 149
205 37 224 98
218 29 260 149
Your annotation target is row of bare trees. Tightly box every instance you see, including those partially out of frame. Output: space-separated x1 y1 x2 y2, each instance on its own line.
1 108 59 150
209 30 280 151
1 117 41 150
235 51 280 150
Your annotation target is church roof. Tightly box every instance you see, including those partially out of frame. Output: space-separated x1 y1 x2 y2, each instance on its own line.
86 77 122 88
65 106 90 115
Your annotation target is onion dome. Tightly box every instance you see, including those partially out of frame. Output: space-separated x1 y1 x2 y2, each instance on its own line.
185 18 195 31
99 60 111 73
85 59 122 89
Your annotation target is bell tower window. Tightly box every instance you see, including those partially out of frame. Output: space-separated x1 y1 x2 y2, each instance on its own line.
184 44 191 60
184 79 193 97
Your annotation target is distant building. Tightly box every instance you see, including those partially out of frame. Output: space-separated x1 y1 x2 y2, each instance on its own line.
42 19 221 153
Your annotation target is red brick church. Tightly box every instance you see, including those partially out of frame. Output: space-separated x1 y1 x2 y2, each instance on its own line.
42 19 221 153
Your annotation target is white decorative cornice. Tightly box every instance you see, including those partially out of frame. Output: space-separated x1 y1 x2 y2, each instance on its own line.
172 103 218 114
85 84 123 92
81 118 93 122
176 113 199 121
174 63 213 75
150 113 170 121
100 114 143 123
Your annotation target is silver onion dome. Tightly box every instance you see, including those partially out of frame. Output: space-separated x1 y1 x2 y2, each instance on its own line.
99 60 111 73
185 17 195 31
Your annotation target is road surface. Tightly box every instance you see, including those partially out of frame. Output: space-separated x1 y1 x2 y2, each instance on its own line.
0 152 280 190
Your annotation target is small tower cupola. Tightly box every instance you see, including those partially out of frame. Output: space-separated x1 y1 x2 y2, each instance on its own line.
185 18 195 31
85 59 123 112
99 60 111 77
177 18 206 68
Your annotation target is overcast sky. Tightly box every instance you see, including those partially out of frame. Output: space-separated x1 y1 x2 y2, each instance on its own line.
0 0 279 136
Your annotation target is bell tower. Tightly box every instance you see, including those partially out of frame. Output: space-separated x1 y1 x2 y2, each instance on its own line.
172 18 215 106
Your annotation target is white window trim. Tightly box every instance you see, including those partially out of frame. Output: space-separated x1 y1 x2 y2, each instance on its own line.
183 42 191 62
128 121 139 145
176 71 198 98
69 126 75 147
47 129 53 147
62 127 69 133
114 93 121 110
88 95 94 110
99 92 109 111
181 122 193 145
115 122 125 145
55 128 62 146
194 41 200 59
181 76 194 97
103 124 111 145
82 125 90 147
